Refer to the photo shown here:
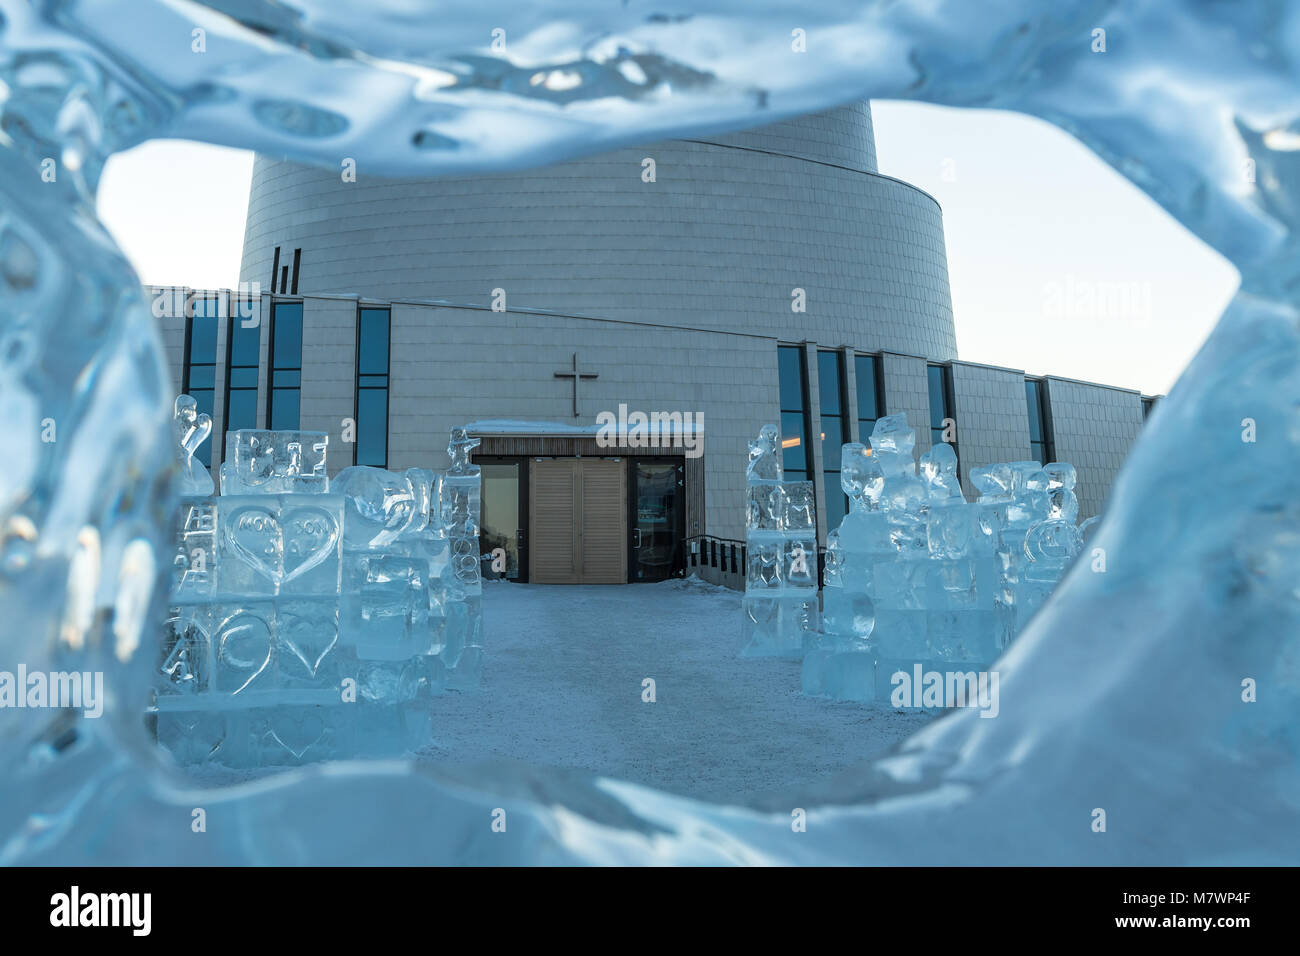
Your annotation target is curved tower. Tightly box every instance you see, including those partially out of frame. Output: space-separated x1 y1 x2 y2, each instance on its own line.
239 102 956 359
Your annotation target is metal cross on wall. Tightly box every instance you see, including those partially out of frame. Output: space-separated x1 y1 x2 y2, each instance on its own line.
554 352 598 417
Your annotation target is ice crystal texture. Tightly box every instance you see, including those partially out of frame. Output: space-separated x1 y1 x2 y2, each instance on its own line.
741 425 819 658
804 414 1082 702
1 0 1298 864
160 405 481 767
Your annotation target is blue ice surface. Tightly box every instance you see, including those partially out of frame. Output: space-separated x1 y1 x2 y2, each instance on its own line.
805 414 1083 703
0 0 1297 863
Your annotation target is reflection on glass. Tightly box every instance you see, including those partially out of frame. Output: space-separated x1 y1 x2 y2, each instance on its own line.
185 298 219 466
819 350 847 523
269 302 303 430
777 344 811 485
634 461 682 581
480 463 520 580
356 308 390 465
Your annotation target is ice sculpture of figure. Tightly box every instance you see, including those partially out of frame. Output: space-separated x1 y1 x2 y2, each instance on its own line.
741 425 818 658
156 409 482 768
173 395 214 497
1020 462 1083 621
802 413 1084 703
436 428 484 688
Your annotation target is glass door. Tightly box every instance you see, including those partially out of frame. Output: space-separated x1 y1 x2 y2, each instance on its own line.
479 459 527 581
630 459 685 582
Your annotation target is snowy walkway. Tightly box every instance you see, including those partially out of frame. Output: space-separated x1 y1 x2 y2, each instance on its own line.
421 577 931 806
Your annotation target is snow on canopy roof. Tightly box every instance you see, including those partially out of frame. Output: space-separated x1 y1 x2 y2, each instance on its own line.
465 416 704 436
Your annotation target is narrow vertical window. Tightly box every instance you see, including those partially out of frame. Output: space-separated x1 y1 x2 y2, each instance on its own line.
269 246 281 294
855 353 885 443
183 295 219 466
928 364 959 468
355 307 390 467
225 301 261 434
268 302 303 430
817 350 848 531
1026 377 1054 464
777 345 813 492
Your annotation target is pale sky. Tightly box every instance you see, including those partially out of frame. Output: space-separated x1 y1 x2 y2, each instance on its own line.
97 101 1238 396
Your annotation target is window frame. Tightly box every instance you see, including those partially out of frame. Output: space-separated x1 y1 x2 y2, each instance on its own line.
854 352 887 445
927 363 959 469
353 304 392 468
777 343 814 484
182 293 220 467
223 296 262 443
1025 376 1056 465
817 348 849 530
266 299 304 431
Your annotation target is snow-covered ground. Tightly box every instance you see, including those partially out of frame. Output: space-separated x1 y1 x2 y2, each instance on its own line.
420 577 931 806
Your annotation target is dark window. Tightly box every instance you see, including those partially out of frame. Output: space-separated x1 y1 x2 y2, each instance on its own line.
855 353 885 441
225 300 261 436
778 345 813 486
817 350 848 531
290 248 302 295
711 540 717 568
355 307 390 466
928 364 959 468
183 295 220 466
1026 378 1055 464
1142 396 1156 420
268 302 303 430
731 544 737 572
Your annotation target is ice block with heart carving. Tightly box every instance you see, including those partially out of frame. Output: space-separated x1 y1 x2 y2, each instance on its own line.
156 406 482 768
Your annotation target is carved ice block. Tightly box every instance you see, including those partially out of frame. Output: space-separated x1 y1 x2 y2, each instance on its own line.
219 429 330 496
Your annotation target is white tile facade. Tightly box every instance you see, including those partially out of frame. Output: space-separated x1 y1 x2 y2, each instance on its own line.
239 103 956 364
1046 377 1147 520
880 352 933 458
949 361 1033 495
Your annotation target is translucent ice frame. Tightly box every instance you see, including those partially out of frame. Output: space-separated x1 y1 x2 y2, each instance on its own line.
1 0 1297 864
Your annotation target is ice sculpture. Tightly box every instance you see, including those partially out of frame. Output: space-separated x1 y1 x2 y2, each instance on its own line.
173 395 214 497
804 414 1083 703
4 0 1299 867
741 425 819 658
157 403 482 767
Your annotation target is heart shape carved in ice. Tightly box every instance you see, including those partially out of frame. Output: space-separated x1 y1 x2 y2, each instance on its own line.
279 609 338 678
226 505 338 585
269 711 325 760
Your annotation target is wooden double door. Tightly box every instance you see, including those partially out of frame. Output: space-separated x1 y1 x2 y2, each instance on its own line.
528 458 627 584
